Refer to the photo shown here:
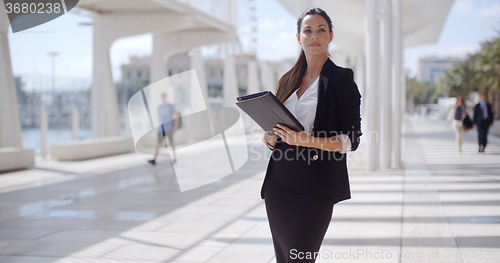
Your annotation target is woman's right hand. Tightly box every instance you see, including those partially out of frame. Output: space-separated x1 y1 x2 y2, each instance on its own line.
264 133 278 148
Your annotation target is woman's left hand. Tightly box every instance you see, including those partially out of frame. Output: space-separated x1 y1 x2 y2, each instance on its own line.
273 124 311 147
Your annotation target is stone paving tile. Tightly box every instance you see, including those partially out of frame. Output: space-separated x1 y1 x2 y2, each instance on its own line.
0 119 499 262
399 118 500 263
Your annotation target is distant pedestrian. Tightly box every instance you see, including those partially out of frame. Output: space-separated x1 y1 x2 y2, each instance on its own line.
446 95 468 154
148 93 179 165
473 92 494 153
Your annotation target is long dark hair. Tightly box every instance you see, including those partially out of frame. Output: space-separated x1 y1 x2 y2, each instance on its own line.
456 95 464 106
275 7 333 103
455 95 466 115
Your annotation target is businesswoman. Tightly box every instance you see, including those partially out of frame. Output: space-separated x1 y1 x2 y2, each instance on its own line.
446 95 467 154
262 7 362 262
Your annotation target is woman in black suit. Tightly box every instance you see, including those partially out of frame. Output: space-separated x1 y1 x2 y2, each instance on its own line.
262 7 362 263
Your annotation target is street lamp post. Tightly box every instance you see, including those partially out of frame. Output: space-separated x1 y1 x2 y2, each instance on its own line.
48 52 59 96
48 51 59 126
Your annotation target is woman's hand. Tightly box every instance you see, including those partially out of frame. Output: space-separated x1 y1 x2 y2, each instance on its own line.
264 133 278 148
273 124 311 147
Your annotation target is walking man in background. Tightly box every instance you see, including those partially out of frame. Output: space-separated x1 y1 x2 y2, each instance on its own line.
473 92 494 153
149 93 179 165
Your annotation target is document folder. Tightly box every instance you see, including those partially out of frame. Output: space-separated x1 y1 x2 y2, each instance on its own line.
236 91 304 135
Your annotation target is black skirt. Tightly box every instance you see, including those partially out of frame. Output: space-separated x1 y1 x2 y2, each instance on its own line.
263 140 334 263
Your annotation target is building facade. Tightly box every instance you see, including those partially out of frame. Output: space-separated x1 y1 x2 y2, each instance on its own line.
417 57 465 84
119 53 288 100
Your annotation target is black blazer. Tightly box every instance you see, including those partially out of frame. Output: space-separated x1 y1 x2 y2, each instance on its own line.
473 102 494 126
261 58 362 205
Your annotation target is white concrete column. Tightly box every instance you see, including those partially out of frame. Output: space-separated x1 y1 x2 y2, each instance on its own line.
333 52 349 68
191 48 214 135
355 54 366 117
92 13 206 139
278 62 293 84
364 0 381 171
402 64 406 114
124 108 131 137
151 30 237 103
150 33 180 112
150 30 237 143
0 8 22 148
259 62 275 91
223 50 238 107
380 0 393 169
226 0 238 26
151 33 172 83
241 60 261 131
392 0 403 168
247 60 260 95
191 48 209 109
72 107 79 141
91 15 121 138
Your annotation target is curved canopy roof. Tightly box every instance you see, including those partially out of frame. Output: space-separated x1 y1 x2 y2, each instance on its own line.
77 0 235 34
276 0 455 53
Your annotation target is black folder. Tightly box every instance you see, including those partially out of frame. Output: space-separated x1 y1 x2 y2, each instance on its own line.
236 91 304 135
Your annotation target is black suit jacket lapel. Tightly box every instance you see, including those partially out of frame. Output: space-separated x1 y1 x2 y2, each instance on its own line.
312 58 335 135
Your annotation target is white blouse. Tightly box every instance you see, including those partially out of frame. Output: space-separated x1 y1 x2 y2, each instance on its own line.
282 76 352 154
284 76 320 136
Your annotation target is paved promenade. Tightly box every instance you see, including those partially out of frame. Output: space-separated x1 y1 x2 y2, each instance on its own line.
0 117 499 263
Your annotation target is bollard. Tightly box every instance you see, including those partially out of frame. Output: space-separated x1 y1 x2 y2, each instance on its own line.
40 106 48 159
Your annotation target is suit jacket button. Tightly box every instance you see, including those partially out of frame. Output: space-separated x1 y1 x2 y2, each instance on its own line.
312 154 318 160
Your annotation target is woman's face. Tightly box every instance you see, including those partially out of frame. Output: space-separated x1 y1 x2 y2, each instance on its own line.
457 96 463 105
296 14 333 56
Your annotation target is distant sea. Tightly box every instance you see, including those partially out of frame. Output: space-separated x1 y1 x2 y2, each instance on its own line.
22 128 125 154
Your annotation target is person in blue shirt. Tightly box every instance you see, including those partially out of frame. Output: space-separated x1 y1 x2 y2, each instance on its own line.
149 93 179 165
473 92 494 153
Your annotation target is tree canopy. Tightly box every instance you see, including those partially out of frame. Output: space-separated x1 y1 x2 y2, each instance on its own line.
437 30 500 95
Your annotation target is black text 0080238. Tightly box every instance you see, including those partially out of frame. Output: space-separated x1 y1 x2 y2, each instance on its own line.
5 2 64 14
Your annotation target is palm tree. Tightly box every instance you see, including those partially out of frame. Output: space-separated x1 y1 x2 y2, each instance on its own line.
437 29 500 119
475 36 500 92
474 34 500 118
437 59 478 97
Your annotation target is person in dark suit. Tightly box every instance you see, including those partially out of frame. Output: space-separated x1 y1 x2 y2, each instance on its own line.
262 7 362 263
473 92 494 152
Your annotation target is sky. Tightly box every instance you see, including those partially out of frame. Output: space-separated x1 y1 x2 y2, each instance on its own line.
405 0 500 75
7 0 500 92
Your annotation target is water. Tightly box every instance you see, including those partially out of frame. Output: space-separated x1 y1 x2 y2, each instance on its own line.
21 128 129 154
22 128 93 154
